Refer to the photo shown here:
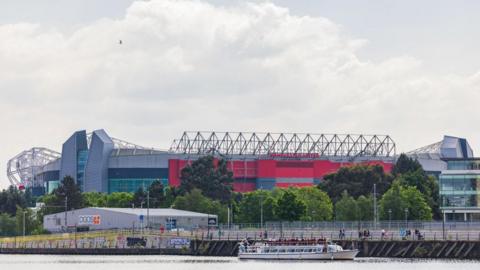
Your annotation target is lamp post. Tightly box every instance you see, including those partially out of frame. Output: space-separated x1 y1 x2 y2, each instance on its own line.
404 208 409 228
22 210 26 238
147 190 150 229
388 209 392 231
259 185 264 229
64 196 68 232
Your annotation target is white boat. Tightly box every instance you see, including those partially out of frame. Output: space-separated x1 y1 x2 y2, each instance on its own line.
238 240 358 260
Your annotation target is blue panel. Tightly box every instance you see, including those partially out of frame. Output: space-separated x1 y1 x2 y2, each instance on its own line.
60 130 87 184
108 178 169 193
108 168 169 179
84 129 114 193
459 138 468 159
43 170 60 181
256 178 276 190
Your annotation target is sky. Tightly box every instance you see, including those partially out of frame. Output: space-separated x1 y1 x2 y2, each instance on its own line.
0 0 479 188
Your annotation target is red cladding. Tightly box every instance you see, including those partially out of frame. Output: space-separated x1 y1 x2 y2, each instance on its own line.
168 158 393 191
233 182 256 192
168 159 190 187
257 160 277 178
226 161 257 178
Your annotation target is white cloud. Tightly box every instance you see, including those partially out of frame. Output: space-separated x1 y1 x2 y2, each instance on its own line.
0 0 479 188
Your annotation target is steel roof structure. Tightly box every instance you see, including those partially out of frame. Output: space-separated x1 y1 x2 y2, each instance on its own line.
7 147 61 187
169 131 396 159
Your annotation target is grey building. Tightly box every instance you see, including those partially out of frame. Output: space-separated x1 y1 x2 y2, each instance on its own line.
407 135 480 221
43 207 218 232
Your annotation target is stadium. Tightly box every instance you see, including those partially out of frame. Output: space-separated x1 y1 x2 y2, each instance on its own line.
8 129 480 221
7 129 397 196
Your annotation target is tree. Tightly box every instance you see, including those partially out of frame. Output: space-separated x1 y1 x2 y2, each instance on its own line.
319 165 394 203
180 156 234 203
379 180 432 221
293 187 333 221
15 206 38 236
83 192 108 207
275 190 306 221
148 180 166 208
335 191 358 221
392 154 441 219
0 213 16 236
172 189 228 223
163 186 179 208
356 195 374 221
133 187 147 208
0 186 27 216
237 190 277 223
106 192 134 208
53 176 84 211
392 153 423 175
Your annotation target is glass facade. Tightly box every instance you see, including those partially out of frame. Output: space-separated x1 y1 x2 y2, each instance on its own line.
46 180 60 194
77 150 89 191
447 160 480 170
108 178 169 193
440 160 480 210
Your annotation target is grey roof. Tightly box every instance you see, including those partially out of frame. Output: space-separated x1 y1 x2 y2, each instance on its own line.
90 207 217 217
407 135 474 160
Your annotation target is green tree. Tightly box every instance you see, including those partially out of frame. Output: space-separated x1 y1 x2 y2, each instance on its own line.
392 153 423 175
133 187 147 208
53 176 84 211
293 187 333 221
275 190 306 221
379 180 432 221
162 186 179 208
106 192 134 208
392 154 440 219
15 206 38 236
83 192 108 207
335 191 358 221
356 195 374 221
319 165 394 203
148 180 166 208
237 190 277 223
0 213 16 236
172 189 227 222
0 186 28 216
180 156 234 203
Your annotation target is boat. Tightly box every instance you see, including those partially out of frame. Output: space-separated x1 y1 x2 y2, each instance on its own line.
238 239 358 260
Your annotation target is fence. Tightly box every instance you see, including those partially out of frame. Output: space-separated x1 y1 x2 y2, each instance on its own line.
2 220 480 249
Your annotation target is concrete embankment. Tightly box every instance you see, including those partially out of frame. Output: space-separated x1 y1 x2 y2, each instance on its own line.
2 239 479 259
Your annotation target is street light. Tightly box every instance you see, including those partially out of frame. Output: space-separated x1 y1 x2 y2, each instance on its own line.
259 185 264 229
404 208 409 228
22 210 26 238
388 209 392 231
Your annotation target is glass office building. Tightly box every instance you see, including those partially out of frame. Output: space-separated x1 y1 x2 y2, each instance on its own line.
440 159 480 221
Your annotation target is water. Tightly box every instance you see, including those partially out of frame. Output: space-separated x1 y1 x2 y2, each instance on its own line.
0 255 477 270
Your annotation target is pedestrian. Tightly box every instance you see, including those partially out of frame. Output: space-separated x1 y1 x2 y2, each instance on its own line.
381 229 385 240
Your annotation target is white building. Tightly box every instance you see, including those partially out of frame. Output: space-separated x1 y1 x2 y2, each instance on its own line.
43 207 218 232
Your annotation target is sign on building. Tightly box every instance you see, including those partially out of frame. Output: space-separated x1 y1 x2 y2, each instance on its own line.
78 215 101 225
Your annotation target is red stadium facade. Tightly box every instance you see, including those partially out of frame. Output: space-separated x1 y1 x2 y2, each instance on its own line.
169 158 393 192
168 132 396 192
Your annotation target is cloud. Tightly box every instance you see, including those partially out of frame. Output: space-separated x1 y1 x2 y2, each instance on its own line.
0 0 479 188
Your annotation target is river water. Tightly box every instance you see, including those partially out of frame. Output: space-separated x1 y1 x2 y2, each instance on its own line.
0 255 478 270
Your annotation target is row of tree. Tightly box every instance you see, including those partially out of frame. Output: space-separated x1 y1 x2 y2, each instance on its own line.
0 153 440 236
